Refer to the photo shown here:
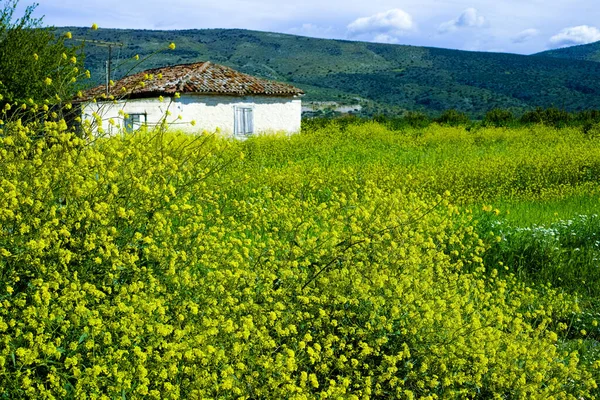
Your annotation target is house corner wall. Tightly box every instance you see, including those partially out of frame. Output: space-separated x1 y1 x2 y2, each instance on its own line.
81 95 302 137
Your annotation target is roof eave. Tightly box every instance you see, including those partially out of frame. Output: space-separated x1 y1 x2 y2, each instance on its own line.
80 91 304 102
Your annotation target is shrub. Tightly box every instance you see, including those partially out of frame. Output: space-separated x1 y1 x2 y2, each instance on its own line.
435 109 470 126
403 111 430 129
483 108 515 127
520 107 571 128
0 0 83 105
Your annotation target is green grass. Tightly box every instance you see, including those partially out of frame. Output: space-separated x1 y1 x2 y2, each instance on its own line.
492 193 600 226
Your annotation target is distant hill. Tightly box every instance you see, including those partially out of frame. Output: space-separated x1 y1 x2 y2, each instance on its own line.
536 41 600 63
59 27 600 117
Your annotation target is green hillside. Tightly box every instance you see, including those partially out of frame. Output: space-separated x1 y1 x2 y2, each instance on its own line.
60 27 600 117
536 41 600 63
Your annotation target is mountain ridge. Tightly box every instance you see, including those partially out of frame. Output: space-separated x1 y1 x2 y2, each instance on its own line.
58 27 600 117
535 41 600 63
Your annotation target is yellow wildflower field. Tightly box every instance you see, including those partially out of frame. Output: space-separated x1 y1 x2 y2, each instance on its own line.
1 120 599 398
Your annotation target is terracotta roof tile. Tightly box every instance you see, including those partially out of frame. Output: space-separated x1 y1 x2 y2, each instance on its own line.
81 61 304 100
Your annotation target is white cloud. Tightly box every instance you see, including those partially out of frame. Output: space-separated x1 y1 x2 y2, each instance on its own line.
36 0 600 54
372 34 399 44
438 8 486 34
512 28 539 43
288 23 334 38
549 25 600 47
347 8 415 42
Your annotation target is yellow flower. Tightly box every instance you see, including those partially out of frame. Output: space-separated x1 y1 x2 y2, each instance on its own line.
91 23 98 30
169 42 176 50
33 53 39 61
85 70 91 79
65 31 72 39
44 77 52 85
134 54 140 61
70 56 77 64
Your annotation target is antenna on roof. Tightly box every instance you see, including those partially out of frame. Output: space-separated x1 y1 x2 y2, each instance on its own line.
73 38 124 96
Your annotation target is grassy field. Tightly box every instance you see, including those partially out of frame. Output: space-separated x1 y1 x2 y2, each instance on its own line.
1 121 600 398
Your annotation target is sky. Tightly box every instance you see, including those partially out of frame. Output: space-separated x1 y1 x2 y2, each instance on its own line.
33 0 600 55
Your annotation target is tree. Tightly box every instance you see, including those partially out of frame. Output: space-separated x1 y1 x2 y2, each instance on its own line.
0 0 83 106
483 108 514 128
435 109 470 127
404 111 430 129
520 107 571 128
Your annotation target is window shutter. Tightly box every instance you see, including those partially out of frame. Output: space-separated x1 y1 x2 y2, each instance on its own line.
235 107 254 136
245 108 253 134
234 107 242 135
123 113 146 133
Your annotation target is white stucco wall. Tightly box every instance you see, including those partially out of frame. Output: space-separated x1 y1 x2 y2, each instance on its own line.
81 94 302 137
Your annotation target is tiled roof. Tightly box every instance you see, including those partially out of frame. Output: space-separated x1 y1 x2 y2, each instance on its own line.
81 61 304 100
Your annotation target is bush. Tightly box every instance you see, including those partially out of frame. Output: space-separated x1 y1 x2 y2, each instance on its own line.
520 107 571 128
483 108 515 127
583 121 600 138
575 109 600 126
403 111 430 129
371 113 430 131
435 109 470 126
0 0 83 105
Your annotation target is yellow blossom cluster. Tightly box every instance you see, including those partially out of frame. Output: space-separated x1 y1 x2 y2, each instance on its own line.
0 120 598 398
255 122 600 207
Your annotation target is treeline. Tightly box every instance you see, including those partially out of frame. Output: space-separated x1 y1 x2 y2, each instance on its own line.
303 107 600 133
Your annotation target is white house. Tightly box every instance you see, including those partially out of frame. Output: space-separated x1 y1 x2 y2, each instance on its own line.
80 61 304 137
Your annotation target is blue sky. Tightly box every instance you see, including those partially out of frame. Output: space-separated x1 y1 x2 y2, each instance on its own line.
35 0 600 54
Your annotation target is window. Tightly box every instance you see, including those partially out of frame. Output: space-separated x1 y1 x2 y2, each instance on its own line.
234 107 254 136
123 113 146 133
